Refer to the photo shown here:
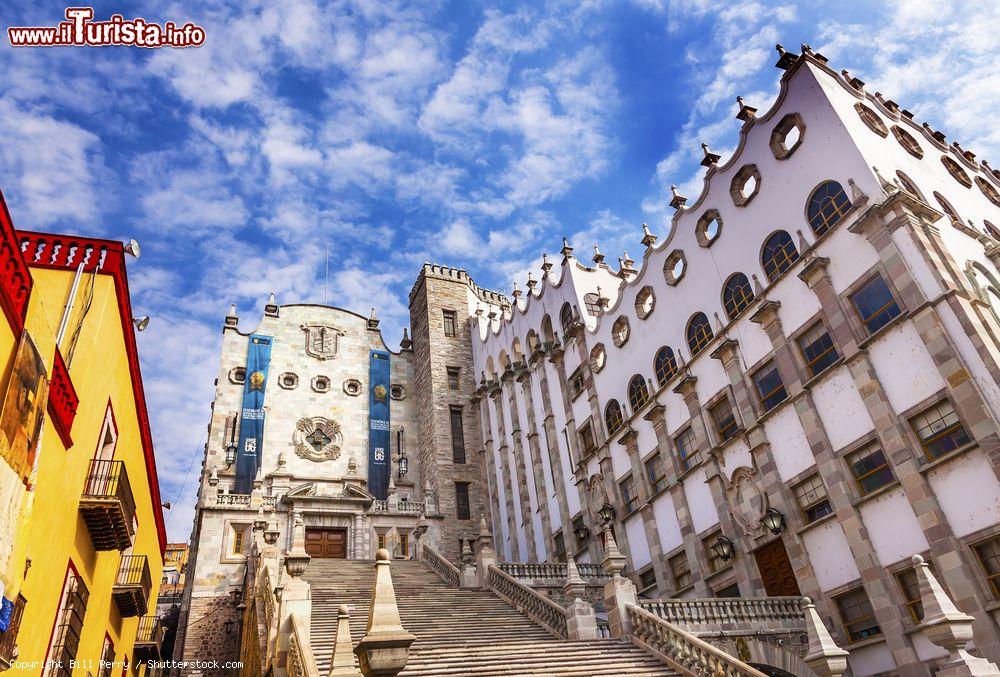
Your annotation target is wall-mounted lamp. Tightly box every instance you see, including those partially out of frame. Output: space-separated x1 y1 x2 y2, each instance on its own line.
133 316 150 332
573 524 590 543
124 238 141 259
762 507 786 536
225 443 237 467
396 428 408 478
598 502 616 527
710 535 736 563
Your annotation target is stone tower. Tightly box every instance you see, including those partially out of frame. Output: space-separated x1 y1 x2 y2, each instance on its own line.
408 264 506 561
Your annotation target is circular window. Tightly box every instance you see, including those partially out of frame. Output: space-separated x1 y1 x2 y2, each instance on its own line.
770 112 805 160
855 103 888 137
696 210 723 247
976 177 1000 207
590 343 607 373
312 375 332 393
663 250 686 286
612 316 630 348
229 367 246 384
891 126 923 159
942 155 972 188
279 372 299 390
390 384 405 400
730 164 761 207
634 286 655 319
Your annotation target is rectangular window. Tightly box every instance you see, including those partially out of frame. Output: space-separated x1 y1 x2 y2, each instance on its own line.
704 534 727 572
974 536 1000 599
442 309 457 337
97 636 115 677
850 274 902 335
669 552 692 591
793 474 833 523
714 582 740 598
447 366 461 390
798 322 840 377
378 533 386 551
638 568 657 591
910 400 972 461
709 397 740 443
554 532 566 561
578 422 597 455
46 568 89 676
644 453 667 494
230 524 249 557
752 361 787 412
674 427 698 471
620 476 638 514
455 482 471 520
846 443 895 495
450 406 466 464
835 587 882 642
400 532 409 558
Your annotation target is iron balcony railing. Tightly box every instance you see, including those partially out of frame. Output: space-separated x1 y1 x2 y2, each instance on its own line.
113 555 152 617
79 459 137 551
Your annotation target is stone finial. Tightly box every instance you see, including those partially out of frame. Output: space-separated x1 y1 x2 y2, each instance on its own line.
563 552 586 599
872 166 895 195
367 307 380 330
478 514 493 549
400 328 412 351
841 69 865 90
641 223 657 248
355 549 416 676
796 229 810 254
541 253 553 277
208 466 219 486
592 244 605 264
512 281 522 299
802 597 850 677
264 291 279 317
700 142 721 167
601 527 626 577
330 604 362 676
225 303 239 328
847 177 868 205
461 537 474 565
622 250 634 268
775 43 799 69
284 510 311 579
561 237 574 259
669 184 687 210
526 271 537 290
736 95 757 121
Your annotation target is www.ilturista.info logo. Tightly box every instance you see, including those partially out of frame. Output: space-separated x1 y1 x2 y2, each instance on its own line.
7 7 206 48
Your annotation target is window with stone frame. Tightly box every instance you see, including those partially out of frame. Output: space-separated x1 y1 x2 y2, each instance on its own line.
761 230 799 283
634 286 655 319
934 191 964 226
798 322 840 377
674 427 699 472
703 533 727 572
792 474 833 524
846 442 895 495
450 406 466 463
638 567 657 592
849 273 902 335
834 586 882 642
653 346 678 387
400 532 409 557
709 396 740 444
714 582 740 598
895 561 940 623
807 180 852 236
752 360 787 412
560 303 575 333
891 125 924 158
97 636 115 677
230 523 250 557
854 102 888 137
447 366 461 390
46 567 89 677
977 177 1000 207
553 531 566 561
669 552 692 591
974 536 1000 600
583 293 602 315
909 399 971 461
941 155 973 188
442 309 457 337
569 367 586 400
644 453 667 494
722 272 755 320
578 421 597 455
619 475 638 514
605 399 624 436
455 482 471 520
686 312 713 355
627 374 650 411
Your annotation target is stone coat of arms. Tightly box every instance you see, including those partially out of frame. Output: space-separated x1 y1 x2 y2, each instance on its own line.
301 324 344 360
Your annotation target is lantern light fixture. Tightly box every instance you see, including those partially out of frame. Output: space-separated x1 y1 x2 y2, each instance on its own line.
225 443 237 467
762 507 786 536
573 523 590 543
598 502 616 527
710 534 736 563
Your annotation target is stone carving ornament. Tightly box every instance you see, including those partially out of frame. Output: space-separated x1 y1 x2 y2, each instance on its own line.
301 323 344 360
292 416 343 462
586 474 610 523
724 465 770 542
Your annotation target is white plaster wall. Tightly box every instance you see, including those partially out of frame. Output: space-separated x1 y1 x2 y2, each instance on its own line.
636 423 658 459
770 273 822 336
719 439 753 480
937 302 1000 423
801 520 862 591
928 449 1000 538
653 493 683 554
763 405 816 481
811 367 874 451
868 321 947 415
846 643 896 677
911 630 949 663
684 469 720 534
819 227 880 295
571 394 591 429
625 514 652 569
858 488 929 566
610 441 631 479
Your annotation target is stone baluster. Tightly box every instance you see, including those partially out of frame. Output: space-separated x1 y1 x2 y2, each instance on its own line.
355 549 416 677
912 554 1000 676
803 596 850 677
329 604 362 676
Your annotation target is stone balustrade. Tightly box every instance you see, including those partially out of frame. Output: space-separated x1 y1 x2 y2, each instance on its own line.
498 561 609 584
214 493 278 508
639 596 805 631
422 544 460 588
486 565 569 639
369 499 425 515
288 613 320 677
626 604 768 677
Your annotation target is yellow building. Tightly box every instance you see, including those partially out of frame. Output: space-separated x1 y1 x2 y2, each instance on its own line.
0 189 167 675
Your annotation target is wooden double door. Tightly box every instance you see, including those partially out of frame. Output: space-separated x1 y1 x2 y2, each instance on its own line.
305 528 347 558
754 538 800 596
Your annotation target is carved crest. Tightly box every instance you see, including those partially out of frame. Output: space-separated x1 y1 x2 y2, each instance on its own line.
586 474 609 521
301 324 344 360
292 416 343 462
724 465 770 541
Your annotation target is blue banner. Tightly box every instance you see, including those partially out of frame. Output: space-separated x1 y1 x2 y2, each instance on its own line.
369 350 391 500
235 334 273 494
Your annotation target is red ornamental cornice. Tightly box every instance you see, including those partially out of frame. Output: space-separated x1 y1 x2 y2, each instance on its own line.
0 193 33 333
18 229 167 556
47 348 79 448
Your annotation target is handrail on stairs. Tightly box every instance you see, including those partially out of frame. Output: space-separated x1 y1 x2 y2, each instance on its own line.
485 565 570 639
288 613 321 677
421 543 461 587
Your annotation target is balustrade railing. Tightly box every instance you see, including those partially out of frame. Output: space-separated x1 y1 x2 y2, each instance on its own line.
288 614 320 677
486 565 568 639
421 544 461 587
498 561 608 584
627 604 768 677
639 596 805 628
217 493 251 506
369 499 425 515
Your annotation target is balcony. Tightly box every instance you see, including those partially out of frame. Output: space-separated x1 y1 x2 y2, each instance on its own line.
132 615 164 661
79 459 136 551
113 555 151 617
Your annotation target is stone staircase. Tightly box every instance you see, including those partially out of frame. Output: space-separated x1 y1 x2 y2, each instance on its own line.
303 558 677 676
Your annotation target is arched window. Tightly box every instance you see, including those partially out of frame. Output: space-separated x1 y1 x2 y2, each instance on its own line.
934 192 963 226
653 346 678 387
628 375 649 411
985 221 1000 240
896 171 924 200
941 156 972 188
686 312 713 355
761 230 799 282
583 293 602 315
722 273 754 320
559 302 574 333
807 181 851 236
605 399 624 435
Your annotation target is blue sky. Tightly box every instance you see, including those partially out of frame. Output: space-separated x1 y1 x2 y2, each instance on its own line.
0 0 997 541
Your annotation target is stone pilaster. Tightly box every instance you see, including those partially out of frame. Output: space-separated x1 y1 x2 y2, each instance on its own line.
504 380 539 561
